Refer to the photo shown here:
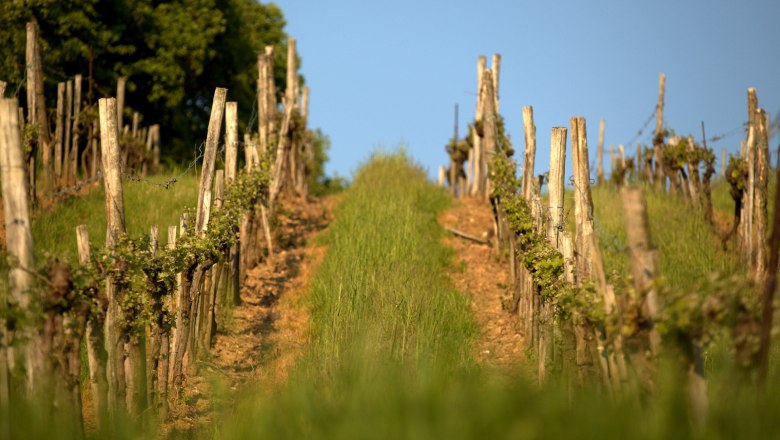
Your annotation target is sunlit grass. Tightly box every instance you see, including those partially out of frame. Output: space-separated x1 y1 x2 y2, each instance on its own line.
31 171 199 262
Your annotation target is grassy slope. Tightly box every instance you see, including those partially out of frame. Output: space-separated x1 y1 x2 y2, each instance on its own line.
32 172 198 262
218 154 780 440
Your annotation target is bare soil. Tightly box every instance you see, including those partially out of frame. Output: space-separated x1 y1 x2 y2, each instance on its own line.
439 196 526 372
164 196 332 437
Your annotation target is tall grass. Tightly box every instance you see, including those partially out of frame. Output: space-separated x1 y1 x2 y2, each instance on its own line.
31 172 198 262
216 153 780 439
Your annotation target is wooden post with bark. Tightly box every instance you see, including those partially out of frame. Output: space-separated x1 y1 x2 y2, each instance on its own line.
755 105 769 279
653 73 666 191
521 106 537 200
481 70 496 200
76 224 108 432
596 118 605 184
0 98 39 392
491 53 501 113
55 83 65 184
63 81 73 185
539 127 567 383
26 21 51 199
71 75 82 183
471 56 486 197
98 97 129 417
195 88 227 233
571 116 625 390
116 77 126 131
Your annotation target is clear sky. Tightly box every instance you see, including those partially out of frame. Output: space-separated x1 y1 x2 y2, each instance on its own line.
272 0 779 181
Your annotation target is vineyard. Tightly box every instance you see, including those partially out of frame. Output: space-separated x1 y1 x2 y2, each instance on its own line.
1 8 780 440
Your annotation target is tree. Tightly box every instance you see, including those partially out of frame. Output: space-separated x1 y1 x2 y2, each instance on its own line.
0 0 297 162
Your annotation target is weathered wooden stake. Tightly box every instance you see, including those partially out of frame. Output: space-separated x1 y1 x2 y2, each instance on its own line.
653 73 666 191
471 55 486 197
55 83 65 183
521 106 537 200
71 75 82 183
0 98 39 392
116 77 126 130
98 97 128 416
195 88 227 233
77 224 108 433
596 118 605 184
26 21 51 198
63 81 73 185
755 108 769 278
491 53 501 113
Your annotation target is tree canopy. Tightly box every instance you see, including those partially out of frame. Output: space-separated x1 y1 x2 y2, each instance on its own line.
0 0 298 161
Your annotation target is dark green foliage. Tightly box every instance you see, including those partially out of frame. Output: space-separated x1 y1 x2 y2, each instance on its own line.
0 0 296 161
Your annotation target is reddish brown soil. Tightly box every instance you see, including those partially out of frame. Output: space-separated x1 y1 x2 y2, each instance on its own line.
439 197 526 372
164 196 332 436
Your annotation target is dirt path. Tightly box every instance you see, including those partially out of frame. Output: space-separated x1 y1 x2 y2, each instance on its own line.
165 196 332 436
439 197 525 373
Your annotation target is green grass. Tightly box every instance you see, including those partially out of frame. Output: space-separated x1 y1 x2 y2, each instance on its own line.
589 184 741 290
31 171 198 262
213 153 780 439
8 156 780 438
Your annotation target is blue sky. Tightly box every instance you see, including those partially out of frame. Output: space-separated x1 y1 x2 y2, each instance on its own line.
272 0 779 181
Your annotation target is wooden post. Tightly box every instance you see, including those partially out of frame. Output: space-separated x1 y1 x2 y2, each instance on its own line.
596 118 605 184
721 148 727 177
686 136 701 206
150 125 160 173
758 116 780 389
159 226 176 415
257 53 268 153
620 187 661 356
55 83 65 183
286 37 298 110
539 127 567 383
301 86 310 123
755 108 769 278
437 165 446 187
269 97 295 210
571 116 624 390
131 112 139 140
744 127 756 267
491 53 501 113
481 69 496 200
264 46 277 143
71 75 82 183
116 77 126 130
547 128 567 244
0 98 39 391
471 55 486 197
91 119 100 177
225 102 238 184
171 213 190 391
98 97 128 416
63 81 73 185
653 73 666 191
521 106 537 200
619 144 626 169
204 171 224 349
77 224 108 433
609 145 616 177
0 81 5 97
195 88 227 233
26 21 51 198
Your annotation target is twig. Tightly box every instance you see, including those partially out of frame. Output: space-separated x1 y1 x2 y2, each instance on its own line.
446 227 489 245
